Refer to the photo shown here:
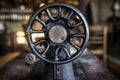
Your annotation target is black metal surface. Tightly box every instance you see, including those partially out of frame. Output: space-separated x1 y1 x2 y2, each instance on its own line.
0 49 118 80
26 3 89 64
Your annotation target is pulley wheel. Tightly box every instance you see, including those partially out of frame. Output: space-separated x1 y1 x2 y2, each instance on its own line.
27 3 89 64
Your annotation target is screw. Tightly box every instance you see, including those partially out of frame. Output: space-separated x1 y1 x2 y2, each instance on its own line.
29 57 33 60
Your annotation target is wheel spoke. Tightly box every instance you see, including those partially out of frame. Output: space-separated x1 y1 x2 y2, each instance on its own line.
30 30 44 33
70 38 80 50
71 21 83 27
71 34 85 38
42 43 50 56
31 16 46 33
34 40 46 46
55 46 60 61
67 11 74 19
34 40 50 56
70 34 85 50
58 6 63 18
45 8 56 21
35 16 46 27
61 46 71 58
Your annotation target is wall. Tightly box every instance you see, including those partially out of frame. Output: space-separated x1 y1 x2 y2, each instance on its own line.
91 0 113 24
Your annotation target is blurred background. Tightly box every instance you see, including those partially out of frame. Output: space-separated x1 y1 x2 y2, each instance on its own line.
0 0 119 79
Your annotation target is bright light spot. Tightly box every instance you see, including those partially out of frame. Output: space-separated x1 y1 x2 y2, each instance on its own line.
17 37 26 44
114 2 120 10
17 31 25 36
32 33 45 42
76 15 80 20
25 15 30 20
12 14 17 20
0 23 4 30
39 3 45 7
20 5 25 10
16 31 26 44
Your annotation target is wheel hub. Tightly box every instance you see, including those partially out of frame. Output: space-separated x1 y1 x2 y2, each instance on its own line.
49 25 67 44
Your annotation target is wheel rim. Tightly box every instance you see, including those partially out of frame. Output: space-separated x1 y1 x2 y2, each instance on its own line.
27 3 89 64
